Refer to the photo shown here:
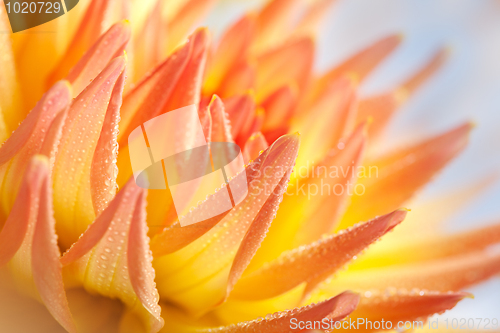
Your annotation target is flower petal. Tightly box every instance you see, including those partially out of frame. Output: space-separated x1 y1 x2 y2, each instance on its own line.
90 68 126 215
0 156 76 333
309 34 402 103
118 28 209 145
204 14 256 96
206 291 358 333
249 122 367 269
252 0 300 54
261 85 297 141
341 123 472 228
165 0 216 54
54 0 129 84
232 210 406 301
292 76 357 168
256 36 314 101
315 252 500 295
50 21 131 97
356 48 449 143
160 291 358 333
53 56 126 248
0 81 71 213
61 180 164 332
350 222 500 269
346 291 470 332
243 132 269 163
224 94 256 140
153 134 299 315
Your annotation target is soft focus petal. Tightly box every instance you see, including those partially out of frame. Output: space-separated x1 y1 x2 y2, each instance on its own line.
0 81 71 215
50 21 131 97
0 156 76 333
341 123 472 228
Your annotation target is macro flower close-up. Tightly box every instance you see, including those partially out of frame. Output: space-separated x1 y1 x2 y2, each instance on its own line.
0 0 499 332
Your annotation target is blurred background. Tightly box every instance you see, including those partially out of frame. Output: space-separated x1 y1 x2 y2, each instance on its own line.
204 0 500 322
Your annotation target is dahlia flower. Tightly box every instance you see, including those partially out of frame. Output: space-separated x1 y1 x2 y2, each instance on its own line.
0 0 499 332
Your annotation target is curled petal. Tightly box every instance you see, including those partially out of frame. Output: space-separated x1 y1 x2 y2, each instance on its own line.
53 56 126 248
0 156 76 333
153 134 300 315
233 210 406 300
61 180 164 332
90 69 126 216
0 81 71 213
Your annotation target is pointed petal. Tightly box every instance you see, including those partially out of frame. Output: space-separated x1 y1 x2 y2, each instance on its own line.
292 76 357 168
119 28 209 145
243 132 269 163
252 123 367 269
153 134 299 315
209 96 234 142
54 0 129 84
166 0 215 54
312 35 402 98
232 210 406 300
356 92 402 140
53 57 126 248
352 222 500 269
0 156 77 333
356 48 449 143
90 70 126 215
204 14 256 96
402 47 449 97
341 123 472 228
316 252 500 296
294 0 337 38
252 0 300 54
50 21 131 97
61 180 164 332
256 36 314 101
218 62 256 98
